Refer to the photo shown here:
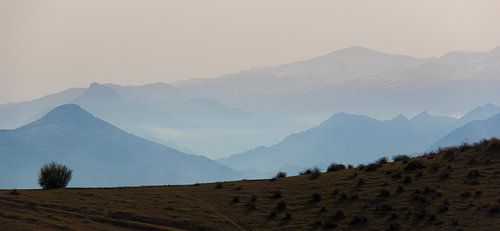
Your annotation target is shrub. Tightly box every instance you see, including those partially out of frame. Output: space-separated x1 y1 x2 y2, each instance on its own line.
334 209 346 219
38 162 72 189
459 191 471 198
8 189 20 195
272 190 282 199
275 171 287 178
215 182 224 189
350 215 368 225
402 175 412 184
391 170 402 180
364 163 379 172
376 157 389 165
276 200 286 211
404 160 425 171
356 178 366 187
357 164 365 171
439 172 450 179
322 221 337 229
392 154 410 163
250 195 258 202
396 185 404 194
347 164 354 169
309 167 322 180
231 196 240 203
300 168 312 175
467 169 480 178
378 189 391 198
310 193 321 203
327 163 346 172
268 211 277 219
284 213 292 220
246 201 256 210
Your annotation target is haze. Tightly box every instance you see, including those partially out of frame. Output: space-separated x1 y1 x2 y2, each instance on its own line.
1 0 500 103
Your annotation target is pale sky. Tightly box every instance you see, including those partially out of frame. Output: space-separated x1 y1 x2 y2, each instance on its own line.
1 0 500 103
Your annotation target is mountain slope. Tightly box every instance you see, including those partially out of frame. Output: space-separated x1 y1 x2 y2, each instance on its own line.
2 139 500 230
429 113 500 150
219 112 458 172
0 104 238 188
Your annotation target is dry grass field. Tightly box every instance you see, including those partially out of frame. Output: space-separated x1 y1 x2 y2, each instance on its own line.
2 139 500 230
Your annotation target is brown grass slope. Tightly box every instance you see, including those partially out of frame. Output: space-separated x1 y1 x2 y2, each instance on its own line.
2 139 500 230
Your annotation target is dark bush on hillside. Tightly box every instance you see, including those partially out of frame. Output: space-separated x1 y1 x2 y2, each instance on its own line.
347 164 354 169
402 175 412 184
275 171 287 178
396 185 404 194
438 200 450 213
215 182 224 189
309 167 322 180
392 154 411 163
246 201 256 210
231 196 240 203
284 213 292 220
356 164 365 171
322 221 338 229
268 210 277 219
327 163 346 172
356 178 366 187
376 157 389 165
439 172 450 179
272 190 282 199
404 160 425 171
8 189 20 195
430 162 440 172
38 162 72 189
378 189 391 198
276 200 286 211
391 170 402 179
350 215 368 225
334 209 346 219
459 191 471 198
467 169 480 178
310 193 321 203
364 163 379 172
300 168 312 175
250 195 258 202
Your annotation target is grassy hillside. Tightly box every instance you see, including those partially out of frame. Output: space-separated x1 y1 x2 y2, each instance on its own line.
2 139 500 230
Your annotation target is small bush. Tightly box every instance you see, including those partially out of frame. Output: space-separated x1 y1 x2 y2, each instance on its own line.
327 163 346 172
439 172 450 179
467 169 480 178
392 154 410 163
268 211 277 219
347 164 354 169
8 189 20 195
246 201 256 210
310 193 321 203
334 209 346 219
322 221 337 229
276 171 287 178
459 191 471 198
250 195 258 202
284 213 292 220
402 175 412 184
356 178 366 187
350 215 368 225
364 163 379 172
391 170 402 180
376 157 389 165
357 164 365 171
38 162 72 189
272 190 282 199
231 196 240 203
309 167 322 180
404 160 425 171
378 189 391 198
396 185 404 194
215 182 224 189
276 200 286 211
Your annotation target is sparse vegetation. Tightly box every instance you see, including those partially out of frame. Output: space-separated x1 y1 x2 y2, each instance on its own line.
327 163 346 172
38 162 72 189
3 139 500 230
275 171 287 178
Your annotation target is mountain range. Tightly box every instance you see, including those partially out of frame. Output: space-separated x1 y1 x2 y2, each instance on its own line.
219 104 500 173
0 104 239 188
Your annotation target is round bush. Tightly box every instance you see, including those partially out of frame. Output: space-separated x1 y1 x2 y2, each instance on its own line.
38 162 72 189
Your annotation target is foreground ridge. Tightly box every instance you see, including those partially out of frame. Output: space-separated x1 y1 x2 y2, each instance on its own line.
1 139 500 230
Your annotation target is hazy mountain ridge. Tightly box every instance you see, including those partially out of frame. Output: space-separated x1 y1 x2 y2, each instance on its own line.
219 104 500 172
0 104 239 188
